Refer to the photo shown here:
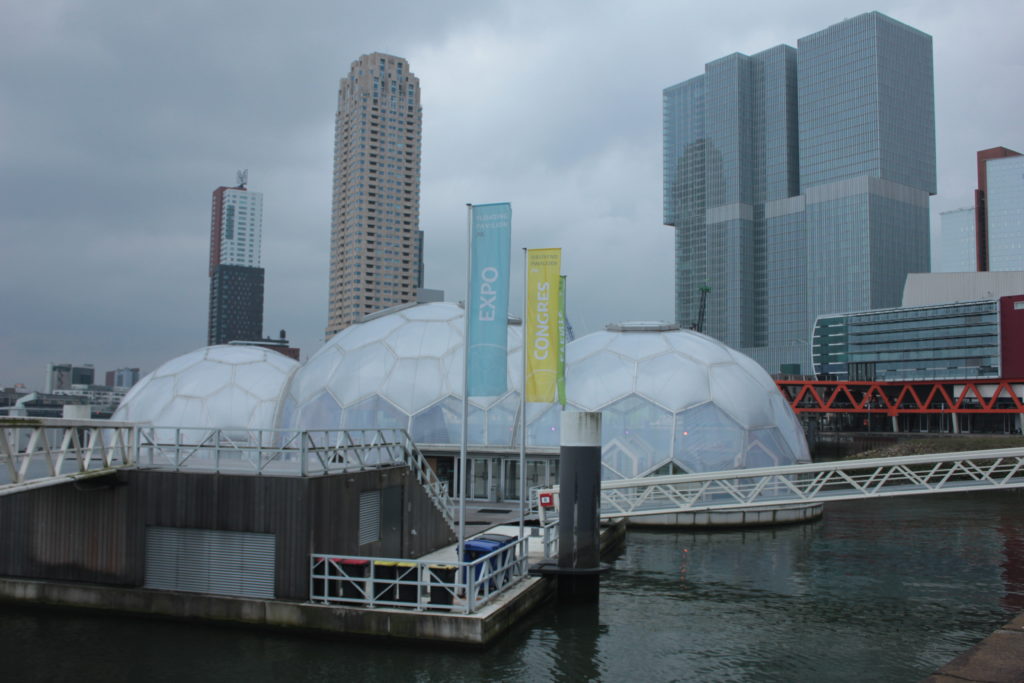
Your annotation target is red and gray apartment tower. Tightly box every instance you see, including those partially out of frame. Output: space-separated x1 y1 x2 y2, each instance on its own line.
208 173 265 345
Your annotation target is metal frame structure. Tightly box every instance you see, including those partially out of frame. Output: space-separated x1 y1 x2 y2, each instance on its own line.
310 536 530 614
1 420 455 532
0 418 136 495
537 447 1024 521
777 378 1024 415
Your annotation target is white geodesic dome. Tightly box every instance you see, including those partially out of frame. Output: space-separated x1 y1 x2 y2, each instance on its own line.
278 302 524 446
565 323 810 479
112 345 298 440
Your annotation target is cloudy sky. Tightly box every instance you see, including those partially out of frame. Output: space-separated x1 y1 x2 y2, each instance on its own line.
2 0 1022 389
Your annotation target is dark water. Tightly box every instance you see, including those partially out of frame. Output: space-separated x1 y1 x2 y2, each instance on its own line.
2 491 1023 682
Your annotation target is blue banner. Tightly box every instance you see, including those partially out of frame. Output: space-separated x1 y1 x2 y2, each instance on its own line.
467 203 512 397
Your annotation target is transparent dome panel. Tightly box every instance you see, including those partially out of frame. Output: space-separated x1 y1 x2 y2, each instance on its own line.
118 375 175 422
744 427 790 468
709 363 774 429
204 346 260 364
382 357 445 414
674 403 745 472
521 403 560 446
566 331 613 363
566 350 635 411
342 395 407 431
770 396 810 462
385 320 456 359
665 332 734 364
635 353 710 411
175 361 233 399
205 385 260 430
601 396 673 477
233 362 292 402
299 391 343 431
606 332 670 360
332 343 397 407
485 393 519 447
335 314 404 351
401 303 462 322
276 396 297 431
411 397 482 445
290 347 342 404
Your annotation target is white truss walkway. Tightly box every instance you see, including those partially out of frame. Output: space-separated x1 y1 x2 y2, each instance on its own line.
539 447 1024 520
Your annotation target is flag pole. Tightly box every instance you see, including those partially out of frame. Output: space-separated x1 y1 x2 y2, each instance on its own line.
459 204 472 564
519 247 528 540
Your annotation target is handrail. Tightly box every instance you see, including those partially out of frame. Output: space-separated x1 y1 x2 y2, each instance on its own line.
309 537 529 614
534 446 1024 520
2 421 456 531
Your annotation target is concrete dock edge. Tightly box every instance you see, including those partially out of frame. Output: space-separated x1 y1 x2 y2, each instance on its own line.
923 612 1024 682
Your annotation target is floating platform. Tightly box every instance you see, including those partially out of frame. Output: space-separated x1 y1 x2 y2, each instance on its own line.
0 521 626 647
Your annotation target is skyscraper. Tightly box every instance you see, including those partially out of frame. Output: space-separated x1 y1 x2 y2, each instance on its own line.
326 53 423 338
974 146 1023 271
663 11 936 375
937 207 977 272
208 174 265 345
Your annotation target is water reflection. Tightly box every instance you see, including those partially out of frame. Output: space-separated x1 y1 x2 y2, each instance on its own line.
0 491 1021 682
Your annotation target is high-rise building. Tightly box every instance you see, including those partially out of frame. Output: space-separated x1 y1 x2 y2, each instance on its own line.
208 174 265 345
45 363 94 392
664 11 935 374
105 368 141 389
977 148 1024 272
326 53 423 338
937 207 977 272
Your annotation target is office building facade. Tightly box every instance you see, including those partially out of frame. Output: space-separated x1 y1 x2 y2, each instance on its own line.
985 153 1024 271
326 53 423 338
974 146 1022 271
937 207 977 272
664 12 935 375
207 179 265 345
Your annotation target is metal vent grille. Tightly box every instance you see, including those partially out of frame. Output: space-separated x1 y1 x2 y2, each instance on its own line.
144 526 276 599
359 490 381 545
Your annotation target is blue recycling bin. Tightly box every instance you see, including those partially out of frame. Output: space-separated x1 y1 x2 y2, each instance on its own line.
475 533 516 585
463 538 503 590
464 534 517 590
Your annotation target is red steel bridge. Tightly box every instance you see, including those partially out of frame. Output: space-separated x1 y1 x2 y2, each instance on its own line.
776 379 1024 415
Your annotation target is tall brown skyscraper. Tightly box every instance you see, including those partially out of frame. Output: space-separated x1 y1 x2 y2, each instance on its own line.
326 53 423 338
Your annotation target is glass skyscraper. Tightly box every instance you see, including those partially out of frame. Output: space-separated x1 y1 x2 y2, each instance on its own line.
938 207 977 272
985 155 1024 271
664 12 935 374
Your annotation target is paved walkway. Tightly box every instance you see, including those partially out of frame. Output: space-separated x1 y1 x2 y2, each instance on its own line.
924 613 1024 682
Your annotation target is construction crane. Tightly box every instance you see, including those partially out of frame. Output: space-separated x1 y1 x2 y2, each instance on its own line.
691 286 711 333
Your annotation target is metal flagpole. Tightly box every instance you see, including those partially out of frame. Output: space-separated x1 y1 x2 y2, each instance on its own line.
519 248 528 540
459 204 472 564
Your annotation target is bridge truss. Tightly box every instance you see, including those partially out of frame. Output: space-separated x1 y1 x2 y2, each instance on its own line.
776 378 1024 416
538 447 1024 521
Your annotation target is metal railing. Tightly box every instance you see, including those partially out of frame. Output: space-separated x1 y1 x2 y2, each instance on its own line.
0 417 136 494
1 420 455 531
310 536 530 614
535 447 1024 520
134 426 456 532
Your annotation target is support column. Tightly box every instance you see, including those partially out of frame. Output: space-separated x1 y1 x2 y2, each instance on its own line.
556 411 603 601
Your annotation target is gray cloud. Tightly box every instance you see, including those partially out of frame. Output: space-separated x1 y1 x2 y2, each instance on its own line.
2 0 1022 387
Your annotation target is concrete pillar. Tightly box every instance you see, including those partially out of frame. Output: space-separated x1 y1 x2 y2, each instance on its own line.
891 416 899 433
556 411 602 601
952 413 960 434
